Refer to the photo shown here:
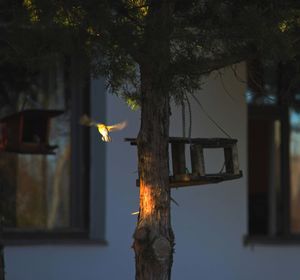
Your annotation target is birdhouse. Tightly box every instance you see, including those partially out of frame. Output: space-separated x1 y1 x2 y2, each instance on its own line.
0 109 63 154
125 137 243 188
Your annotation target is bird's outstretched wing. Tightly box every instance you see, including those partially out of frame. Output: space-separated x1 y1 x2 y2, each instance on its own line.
79 114 96 126
106 121 127 132
80 115 127 142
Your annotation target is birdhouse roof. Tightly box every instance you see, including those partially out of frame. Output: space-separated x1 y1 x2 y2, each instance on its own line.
0 109 64 123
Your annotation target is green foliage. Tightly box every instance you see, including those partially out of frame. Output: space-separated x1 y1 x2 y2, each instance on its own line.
125 96 140 111
2 0 300 108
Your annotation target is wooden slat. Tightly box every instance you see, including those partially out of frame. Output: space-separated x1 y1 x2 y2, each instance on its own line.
136 172 243 188
125 137 237 148
171 142 186 175
169 172 243 188
190 144 205 176
224 143 240 175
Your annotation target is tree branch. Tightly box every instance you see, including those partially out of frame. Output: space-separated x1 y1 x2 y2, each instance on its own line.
171 48 254 76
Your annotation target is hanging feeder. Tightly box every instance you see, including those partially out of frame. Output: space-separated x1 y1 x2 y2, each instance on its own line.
0 109 63 154
125 137 242 188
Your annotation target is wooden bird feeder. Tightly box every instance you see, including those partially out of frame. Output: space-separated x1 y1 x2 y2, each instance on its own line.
0 109 63 154
125 137 242 188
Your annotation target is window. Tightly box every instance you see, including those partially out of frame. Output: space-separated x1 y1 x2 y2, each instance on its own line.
247 58 300 242
0 53 104 243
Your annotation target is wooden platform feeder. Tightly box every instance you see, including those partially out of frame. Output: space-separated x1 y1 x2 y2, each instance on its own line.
125 137 242 188
0 109 63 154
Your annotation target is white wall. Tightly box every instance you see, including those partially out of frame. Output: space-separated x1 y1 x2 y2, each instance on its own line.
5 64 300 280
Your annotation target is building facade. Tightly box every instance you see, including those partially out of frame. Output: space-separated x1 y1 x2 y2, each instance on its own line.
4 63 300 280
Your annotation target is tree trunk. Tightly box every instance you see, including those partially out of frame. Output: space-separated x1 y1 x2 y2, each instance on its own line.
133 65 174 280
133 2 174 279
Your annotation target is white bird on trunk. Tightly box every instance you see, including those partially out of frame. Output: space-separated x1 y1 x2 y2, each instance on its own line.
80 114 127 142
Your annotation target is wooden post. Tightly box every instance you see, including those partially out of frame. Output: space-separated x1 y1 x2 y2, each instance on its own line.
171 143 186 175
190 144 205 176
224 143 240 175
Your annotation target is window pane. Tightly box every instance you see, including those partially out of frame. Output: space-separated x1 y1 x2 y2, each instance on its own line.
290 108 300 233
248 118 281 235
1 56 73 230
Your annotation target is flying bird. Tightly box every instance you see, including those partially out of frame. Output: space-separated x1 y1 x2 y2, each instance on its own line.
80 115 127 142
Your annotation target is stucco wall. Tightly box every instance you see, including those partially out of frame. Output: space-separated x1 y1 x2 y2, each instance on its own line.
5 64 300 280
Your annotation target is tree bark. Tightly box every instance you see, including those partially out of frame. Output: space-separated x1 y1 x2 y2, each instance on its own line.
133 65 174 280
133 2 174 279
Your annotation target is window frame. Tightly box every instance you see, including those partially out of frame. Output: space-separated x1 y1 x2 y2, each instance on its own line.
1 55 107 245
246 59 300 244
